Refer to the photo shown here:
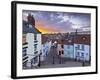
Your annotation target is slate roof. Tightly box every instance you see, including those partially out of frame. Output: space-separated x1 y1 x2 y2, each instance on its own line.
23 21 41 34
57 34 90 45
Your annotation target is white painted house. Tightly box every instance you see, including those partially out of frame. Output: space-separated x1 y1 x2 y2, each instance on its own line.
73 35 90 61
57 39 74 59
22 14 42 68
63 40 74 59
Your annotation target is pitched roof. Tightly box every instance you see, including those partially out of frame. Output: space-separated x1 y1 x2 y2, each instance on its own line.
23 21 41 34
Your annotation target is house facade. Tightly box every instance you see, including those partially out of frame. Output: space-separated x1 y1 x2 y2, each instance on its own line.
63 40 74 59
57 34 90 62
73 35 91 62
22 14 42 68
57 39 74 59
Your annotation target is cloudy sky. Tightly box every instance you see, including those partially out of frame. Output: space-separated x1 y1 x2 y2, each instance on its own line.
23 10 91 34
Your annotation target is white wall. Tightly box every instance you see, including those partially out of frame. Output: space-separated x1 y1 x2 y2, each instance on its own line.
0 0 99 80
64 45 74 58
27 33 35 61
74 44 90 61
37 34 42 55
26 33 41 66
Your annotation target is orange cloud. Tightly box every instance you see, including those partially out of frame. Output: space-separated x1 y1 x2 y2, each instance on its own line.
35 21 60 34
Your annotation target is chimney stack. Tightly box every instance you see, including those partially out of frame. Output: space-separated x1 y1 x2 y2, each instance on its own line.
27 13 35 27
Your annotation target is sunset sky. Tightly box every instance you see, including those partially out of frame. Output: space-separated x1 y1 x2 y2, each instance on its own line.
23 10 91 34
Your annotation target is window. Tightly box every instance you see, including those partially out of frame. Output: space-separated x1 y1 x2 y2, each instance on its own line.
23 53 27 57
61 44 64 48
34 44 37 51
34 51 38 54
62 50 64 54
77 52 80 56
34 34 37 40
23 56 28 61
77 44 84 50
81 53 84 57
59 51 61 55
77 45 80 50
81 45 84 51
22 48 27 57
23 48 27 52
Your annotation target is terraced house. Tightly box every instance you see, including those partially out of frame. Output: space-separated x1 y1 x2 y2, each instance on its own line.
22 14 41 69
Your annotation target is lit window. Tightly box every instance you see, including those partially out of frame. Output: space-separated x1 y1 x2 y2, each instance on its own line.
34 34 37 40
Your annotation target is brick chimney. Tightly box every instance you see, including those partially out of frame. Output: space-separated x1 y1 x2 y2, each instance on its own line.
27 13 35 27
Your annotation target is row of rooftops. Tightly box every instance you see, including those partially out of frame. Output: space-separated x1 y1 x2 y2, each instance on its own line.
42 34 90 45
58 34 90 45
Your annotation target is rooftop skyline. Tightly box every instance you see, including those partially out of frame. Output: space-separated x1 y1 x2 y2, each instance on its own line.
23 10 91 34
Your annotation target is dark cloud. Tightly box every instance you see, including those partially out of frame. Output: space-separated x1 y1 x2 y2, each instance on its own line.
23 10 91 32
